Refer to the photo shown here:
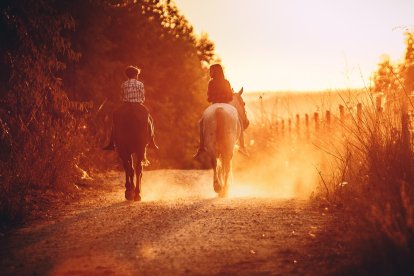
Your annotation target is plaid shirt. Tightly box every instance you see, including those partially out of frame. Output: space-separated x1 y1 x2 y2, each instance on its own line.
121 79 145 103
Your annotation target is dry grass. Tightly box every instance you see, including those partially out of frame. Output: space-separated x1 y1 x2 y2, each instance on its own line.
0 91 109 224
242 83 414 274
324 96 414 274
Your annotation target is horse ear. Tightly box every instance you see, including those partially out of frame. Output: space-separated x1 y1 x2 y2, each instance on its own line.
238 87 243 95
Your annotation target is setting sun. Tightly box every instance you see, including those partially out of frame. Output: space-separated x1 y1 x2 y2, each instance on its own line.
175 0 414 91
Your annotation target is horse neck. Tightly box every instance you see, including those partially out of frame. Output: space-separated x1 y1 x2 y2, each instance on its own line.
229 98 239 113
230 97 243 119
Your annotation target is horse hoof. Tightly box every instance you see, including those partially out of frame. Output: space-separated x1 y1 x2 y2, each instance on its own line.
134 195 141 202
213 181 221 193
125 191 134 201
219 190 228 198
218 185 228 198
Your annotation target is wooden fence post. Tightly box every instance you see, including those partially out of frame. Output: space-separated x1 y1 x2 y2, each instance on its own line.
305 113 310 140
288 118 292 134
314 112 319 131
305 113 309 129
325 110 331 128
339 105 345 123
295 114 300 134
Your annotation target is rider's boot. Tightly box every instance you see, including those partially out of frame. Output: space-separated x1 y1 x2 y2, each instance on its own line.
142 149 151 166
193 120 204 159
237 130 249 156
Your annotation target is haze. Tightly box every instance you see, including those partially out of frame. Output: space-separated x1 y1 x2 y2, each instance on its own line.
174 0 414 92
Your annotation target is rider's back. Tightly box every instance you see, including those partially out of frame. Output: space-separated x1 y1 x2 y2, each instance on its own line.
207 78 233 104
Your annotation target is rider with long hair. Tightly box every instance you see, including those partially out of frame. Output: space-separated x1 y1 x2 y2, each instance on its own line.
194 64 247 158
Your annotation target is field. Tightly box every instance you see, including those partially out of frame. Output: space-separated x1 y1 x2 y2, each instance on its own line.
245 89 372 120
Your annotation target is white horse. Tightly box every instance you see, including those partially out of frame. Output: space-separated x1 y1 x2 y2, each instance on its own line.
201 88 249 197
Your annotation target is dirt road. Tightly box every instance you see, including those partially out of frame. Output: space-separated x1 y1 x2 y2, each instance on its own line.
0 170 335 275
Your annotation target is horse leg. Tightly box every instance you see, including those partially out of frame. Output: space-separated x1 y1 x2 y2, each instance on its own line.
212 158 221 193
122 154 134 200
134 163 143 202
220 156 231 197
129 158 135 190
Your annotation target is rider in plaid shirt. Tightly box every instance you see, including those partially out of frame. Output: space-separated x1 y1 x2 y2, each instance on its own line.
103 66 158 150
121 78 145 103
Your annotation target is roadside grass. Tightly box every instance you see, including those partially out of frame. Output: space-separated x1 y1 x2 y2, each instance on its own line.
242 84 414 274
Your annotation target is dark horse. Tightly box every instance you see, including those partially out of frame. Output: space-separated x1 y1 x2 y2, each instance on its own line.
113 103 149 201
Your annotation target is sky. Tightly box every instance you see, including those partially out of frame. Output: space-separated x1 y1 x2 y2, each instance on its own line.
174 0 414 92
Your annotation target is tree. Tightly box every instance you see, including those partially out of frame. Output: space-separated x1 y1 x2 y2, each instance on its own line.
0 0 85 221
59 0 215 167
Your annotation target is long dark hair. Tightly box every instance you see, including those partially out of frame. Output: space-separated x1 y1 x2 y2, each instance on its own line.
209 64 225 79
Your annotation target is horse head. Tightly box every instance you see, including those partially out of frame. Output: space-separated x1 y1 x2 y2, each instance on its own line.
231 87 250 130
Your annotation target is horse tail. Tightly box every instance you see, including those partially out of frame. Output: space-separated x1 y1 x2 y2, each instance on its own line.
215 107 226 153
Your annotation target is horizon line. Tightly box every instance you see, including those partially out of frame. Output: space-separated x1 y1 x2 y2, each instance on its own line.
244 87 367 94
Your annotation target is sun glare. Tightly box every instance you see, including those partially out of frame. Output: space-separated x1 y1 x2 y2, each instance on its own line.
174 0 414 92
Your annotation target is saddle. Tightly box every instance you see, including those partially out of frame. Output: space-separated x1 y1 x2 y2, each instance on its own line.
115 102 148 121
113 103 149 140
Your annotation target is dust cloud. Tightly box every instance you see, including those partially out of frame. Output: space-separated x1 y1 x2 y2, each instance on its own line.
135 141 320 201
231 141 320 199
140 170 216 201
